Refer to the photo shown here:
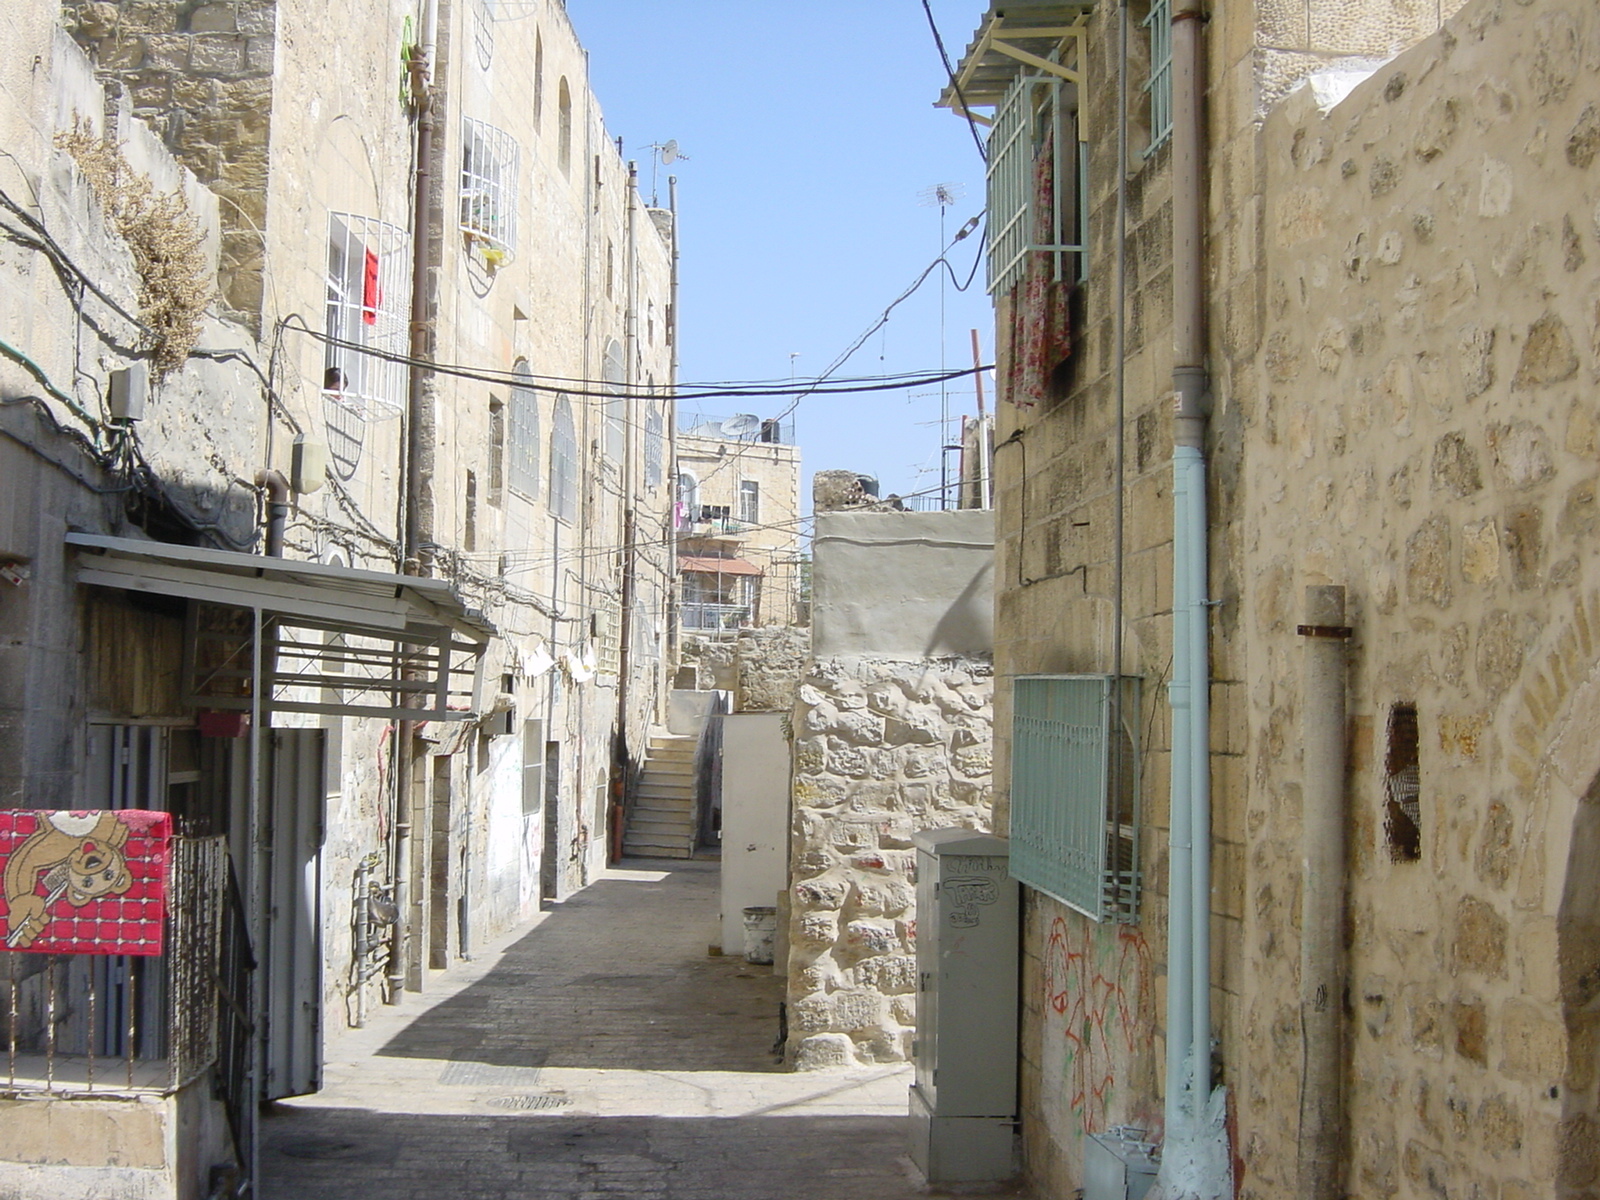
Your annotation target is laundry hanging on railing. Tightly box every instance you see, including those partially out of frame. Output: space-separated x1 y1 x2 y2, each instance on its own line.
0 809 172 955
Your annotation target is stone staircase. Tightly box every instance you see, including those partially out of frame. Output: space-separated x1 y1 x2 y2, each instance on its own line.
623 732 699 859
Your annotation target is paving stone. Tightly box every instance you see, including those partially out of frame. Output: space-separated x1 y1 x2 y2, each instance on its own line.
262 858 1027 1199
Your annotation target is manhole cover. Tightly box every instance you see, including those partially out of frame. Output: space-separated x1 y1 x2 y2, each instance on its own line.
488 1093 572 1111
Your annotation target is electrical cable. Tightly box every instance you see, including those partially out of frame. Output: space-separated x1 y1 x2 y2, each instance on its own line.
921 0 990 165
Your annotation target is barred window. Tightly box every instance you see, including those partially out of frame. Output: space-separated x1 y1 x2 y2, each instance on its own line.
460 117 519 262
987 73 1087 294
322 213 408 479
509 359 540 499
643 406 664 491
472 0 494 69
557 77 572 174
1144 0 1173 153
602 339 625 464
550 394 577 522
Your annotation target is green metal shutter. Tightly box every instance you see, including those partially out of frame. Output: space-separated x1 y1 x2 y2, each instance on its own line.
1010 674 1141 922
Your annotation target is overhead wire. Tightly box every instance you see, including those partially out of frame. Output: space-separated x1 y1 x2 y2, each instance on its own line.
921 0 990 165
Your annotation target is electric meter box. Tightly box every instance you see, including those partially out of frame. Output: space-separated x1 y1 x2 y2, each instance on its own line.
908 828 1018 1183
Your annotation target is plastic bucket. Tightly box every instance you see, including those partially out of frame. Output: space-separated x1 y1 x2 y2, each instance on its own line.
742 905 778 964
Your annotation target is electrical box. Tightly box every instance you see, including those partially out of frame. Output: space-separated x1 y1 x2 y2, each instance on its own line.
908 829 1018 1183
108 365 148 422
1084 1127 1159 1200
292 437 328 493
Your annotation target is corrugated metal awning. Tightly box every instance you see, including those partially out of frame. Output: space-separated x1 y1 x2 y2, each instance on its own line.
678 555 763 577
936 3 1095 113
67 531 493 721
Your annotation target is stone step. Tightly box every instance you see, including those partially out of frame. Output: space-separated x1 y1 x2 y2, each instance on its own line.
636 779 695 798
639 762 696 782
623 832 694 858
631 817 695 840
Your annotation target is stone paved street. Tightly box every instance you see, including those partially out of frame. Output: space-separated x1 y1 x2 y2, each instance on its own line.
261 858 1024 1199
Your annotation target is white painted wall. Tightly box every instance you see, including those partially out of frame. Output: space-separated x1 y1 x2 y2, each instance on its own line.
719 713 790 955
811 511 995 659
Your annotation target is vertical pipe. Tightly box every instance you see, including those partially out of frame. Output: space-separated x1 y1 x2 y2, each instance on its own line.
1182 445 1211 1113
246 604 263 1190
1165 451 1194 1124
1297 586 1351 1198
665 176 680 666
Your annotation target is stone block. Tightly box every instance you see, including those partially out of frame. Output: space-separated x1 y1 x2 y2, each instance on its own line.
1453 997 1487 1064
796 910 837 948
1454 896 1509 977
1499 999 1565 1081
1479 1093 1525 1160
1513 314 1579 388
1430 432 1482 497
793 877 848 911
856 954 916 995
1486 421 1557 491
188 4 237 33
1405 516 1452 609
843 920 898 957
791 1033 855 1071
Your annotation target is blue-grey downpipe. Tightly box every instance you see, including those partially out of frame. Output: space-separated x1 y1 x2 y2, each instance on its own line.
1164 0 1213 1154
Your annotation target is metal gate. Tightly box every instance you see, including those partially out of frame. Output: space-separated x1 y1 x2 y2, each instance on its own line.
262 728 325 1100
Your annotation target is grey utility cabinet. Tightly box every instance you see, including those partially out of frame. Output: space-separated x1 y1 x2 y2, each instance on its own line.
908 829 1018 1182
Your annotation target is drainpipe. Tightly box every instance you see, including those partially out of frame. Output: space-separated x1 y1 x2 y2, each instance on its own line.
391 0 440 1004
1297 586 1351 1198
255 469 290 556
665 175 680 665
614 161 640 862
1160 0 1229 1193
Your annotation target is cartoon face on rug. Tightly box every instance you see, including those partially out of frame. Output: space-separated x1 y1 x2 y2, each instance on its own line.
3 812 135 948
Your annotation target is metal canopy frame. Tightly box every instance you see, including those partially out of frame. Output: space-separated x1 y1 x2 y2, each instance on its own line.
935 3 1094 122
67 532 494 722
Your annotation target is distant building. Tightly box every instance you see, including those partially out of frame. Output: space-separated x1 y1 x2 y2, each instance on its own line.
674 413 803 637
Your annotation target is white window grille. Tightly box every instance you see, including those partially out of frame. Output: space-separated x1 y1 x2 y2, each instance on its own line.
595 606 620 677
602 339 625 464
509 359 540 499
1010 674 1142 922
738 479 760 525
1144 0 1174 153
986 73 1088 295
550 394 578 522
322 213 408 478
644 406 664 491
460 117 519 262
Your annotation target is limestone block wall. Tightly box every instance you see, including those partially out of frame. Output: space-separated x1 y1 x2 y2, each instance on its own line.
785 653 993 1069
1241 2 1600 1193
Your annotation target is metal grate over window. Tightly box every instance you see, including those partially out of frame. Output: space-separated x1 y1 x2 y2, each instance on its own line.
509 360 540 499
550 394 577 522
643 406 664 491
460 117 520 262
601 339 625 465
1010 675 1141 922
1144 0 1174 153
986 74 1088 296
322 213 408 478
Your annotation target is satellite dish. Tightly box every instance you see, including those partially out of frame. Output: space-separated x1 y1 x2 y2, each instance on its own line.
661 139 679 165
719 414 762 438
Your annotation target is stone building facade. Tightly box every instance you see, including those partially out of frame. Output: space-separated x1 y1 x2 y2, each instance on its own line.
0 2 674 1194
674 418 804 637
953 0 1600 1196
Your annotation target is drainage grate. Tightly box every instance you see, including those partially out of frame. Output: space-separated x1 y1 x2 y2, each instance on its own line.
439 1060 545 1087
487 1093 572 1111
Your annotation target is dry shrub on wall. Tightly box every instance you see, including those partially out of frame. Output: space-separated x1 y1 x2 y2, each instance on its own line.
54 116 211 378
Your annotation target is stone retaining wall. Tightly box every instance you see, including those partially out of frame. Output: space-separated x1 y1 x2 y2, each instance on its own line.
785 653 993 1069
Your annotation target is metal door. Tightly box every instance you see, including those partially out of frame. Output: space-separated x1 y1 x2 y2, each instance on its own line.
263 728 325 1100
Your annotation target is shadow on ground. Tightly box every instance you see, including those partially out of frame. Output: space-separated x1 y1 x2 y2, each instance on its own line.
261 1107 1026 1200
376 863 787 1073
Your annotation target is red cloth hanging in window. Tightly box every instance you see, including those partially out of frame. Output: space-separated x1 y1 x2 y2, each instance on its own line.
0 810 172 956
1007 128 1074 408
362 246 382 325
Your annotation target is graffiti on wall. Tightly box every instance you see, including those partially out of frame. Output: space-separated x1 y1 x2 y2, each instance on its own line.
1041 914 1153 1133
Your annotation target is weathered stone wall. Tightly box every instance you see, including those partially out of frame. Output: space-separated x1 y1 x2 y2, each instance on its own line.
62 0 277 323
678 625 809 713
989 0 1487 1195
785 653 993 1069
1243 3 1600 1193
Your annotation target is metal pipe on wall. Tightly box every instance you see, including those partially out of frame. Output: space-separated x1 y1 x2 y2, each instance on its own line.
1297 586 1351 1198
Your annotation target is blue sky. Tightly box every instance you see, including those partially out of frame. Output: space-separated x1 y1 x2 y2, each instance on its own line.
566 1 995 509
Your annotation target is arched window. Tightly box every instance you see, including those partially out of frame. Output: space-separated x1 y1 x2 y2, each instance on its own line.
676 470 698 527
509 359 539 498
557 78 572 174
644 406 664 491
550 393 577 522
602 338 624 464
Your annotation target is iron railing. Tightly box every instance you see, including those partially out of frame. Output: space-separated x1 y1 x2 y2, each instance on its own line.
986 73 1088 295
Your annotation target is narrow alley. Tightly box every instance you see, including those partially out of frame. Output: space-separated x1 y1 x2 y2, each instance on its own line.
261 858 1009 1200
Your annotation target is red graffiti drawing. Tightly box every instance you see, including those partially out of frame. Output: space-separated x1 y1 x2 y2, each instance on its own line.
1043 915 1153 1132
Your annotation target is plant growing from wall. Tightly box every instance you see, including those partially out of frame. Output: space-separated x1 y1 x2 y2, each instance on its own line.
55 117 212 378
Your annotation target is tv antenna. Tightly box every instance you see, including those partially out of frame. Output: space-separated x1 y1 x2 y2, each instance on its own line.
919 183 965 507
647 140 689 205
